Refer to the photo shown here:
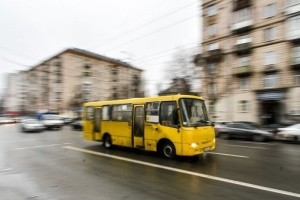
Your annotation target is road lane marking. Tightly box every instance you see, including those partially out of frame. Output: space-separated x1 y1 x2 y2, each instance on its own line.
63 145 300 198
239 141 276 146
225 145 268 149
10 143 71 150
207 152 249 158
0 168 13 172
0 137 71 143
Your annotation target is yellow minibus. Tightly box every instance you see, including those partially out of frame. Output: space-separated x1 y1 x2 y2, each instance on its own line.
83 94 215 158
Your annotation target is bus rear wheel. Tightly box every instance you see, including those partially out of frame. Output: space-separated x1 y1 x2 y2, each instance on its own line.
161 141 176 159
103 135 112 148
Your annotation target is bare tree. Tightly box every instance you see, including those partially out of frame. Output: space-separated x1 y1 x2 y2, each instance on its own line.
160 47 200 95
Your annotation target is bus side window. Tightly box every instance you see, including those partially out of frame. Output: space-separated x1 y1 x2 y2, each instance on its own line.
86 106 94 120
160 101 178 126
102 105 111 120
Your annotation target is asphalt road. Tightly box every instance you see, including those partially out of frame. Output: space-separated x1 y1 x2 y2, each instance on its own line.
0 123 300 200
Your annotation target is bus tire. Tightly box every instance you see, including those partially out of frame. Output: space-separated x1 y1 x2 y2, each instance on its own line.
161 141 176 159
103 134 112 148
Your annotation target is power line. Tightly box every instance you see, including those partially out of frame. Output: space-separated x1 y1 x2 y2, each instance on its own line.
134 43 199 63
87 1 199 50
0 56 28 67
103 14 199 53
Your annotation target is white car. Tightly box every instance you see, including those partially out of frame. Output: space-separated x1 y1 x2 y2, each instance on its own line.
276 124 300 143
0 117 15 124
41 114 64 130
20 119 45 132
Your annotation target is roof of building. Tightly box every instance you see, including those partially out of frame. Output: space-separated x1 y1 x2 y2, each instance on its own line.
31 48 143 71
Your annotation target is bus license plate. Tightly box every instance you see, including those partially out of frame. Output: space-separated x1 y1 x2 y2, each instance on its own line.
204 147 211 152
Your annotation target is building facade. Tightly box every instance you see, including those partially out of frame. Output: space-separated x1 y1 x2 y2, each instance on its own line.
197 0 300 125
2 71 27 116
4 48 144 116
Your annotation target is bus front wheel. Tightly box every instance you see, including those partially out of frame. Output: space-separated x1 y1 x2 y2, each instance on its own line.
161 141 176 159
103 135 112 148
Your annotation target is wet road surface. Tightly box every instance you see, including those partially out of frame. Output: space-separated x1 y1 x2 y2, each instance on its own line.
0 124 300 200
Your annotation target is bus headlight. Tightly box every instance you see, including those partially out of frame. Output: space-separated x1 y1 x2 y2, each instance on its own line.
190 143 198 148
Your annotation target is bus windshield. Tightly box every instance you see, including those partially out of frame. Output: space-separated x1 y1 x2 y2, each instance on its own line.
179 98 210 127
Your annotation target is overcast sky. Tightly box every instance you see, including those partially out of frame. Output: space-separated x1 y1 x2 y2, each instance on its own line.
0 0 201 96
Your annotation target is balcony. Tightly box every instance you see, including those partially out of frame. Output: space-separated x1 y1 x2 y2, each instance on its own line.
231 19 253 33
202 49 223 61
234 42 252 54
233 0 252 11
286 29 300 41
233 65 253 76
291 59 300 70
285 3 300 15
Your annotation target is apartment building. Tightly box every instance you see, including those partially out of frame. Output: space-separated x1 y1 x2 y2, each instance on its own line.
197 0 300 125
3 71 27 115
5 48 144 115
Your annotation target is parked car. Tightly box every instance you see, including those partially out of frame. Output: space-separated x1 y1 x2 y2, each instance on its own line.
20 119 45 132
0 117 15 124
71 118 83 130
217 122 274 142
234 121 261 129
276 124 300 143
213 121 232 137
63 117 74 125
41 114 64 130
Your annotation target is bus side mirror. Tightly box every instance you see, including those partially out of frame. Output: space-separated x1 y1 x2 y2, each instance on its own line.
152 124 158 130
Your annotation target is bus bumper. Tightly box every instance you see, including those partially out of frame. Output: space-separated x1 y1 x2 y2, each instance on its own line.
182 139 216 156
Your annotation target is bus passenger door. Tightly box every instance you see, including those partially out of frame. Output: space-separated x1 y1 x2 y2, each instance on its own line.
84 106 94 141
93 107 102 140
132 105 145 148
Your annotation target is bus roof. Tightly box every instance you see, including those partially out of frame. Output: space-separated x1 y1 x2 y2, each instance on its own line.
83 94 204 107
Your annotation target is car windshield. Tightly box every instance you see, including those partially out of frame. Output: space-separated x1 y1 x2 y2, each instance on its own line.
179 98 210 127
43 115 62 120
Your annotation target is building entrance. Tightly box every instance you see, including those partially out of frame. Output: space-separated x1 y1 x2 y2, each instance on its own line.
260 100 281 125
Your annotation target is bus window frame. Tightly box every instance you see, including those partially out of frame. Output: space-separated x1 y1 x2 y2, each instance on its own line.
145 101 159 124
159 101 179 127
111 103 132 122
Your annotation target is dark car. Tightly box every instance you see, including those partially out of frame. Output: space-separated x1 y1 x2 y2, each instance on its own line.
217 122 274 142
71 119 83 130
213 121 232 137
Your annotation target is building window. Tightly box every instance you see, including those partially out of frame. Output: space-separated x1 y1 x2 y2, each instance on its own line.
237 35 251 44
286 0 300 7
238 100 249 113
264 4 276 18
207 43 219 51
288 15 300 31
207 63 217 74
207 24 217 37
238 56 250 67
292 46 300 64
264 51 277 65
239 78 249 90
209 102 215 113
296 74 300 85
208 83 216 95
233 8 251 23
264 27 276 41
264 74 277 88
207 4 217 16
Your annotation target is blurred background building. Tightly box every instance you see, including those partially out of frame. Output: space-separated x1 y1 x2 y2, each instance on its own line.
196 0 300 125
3 48 144 117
